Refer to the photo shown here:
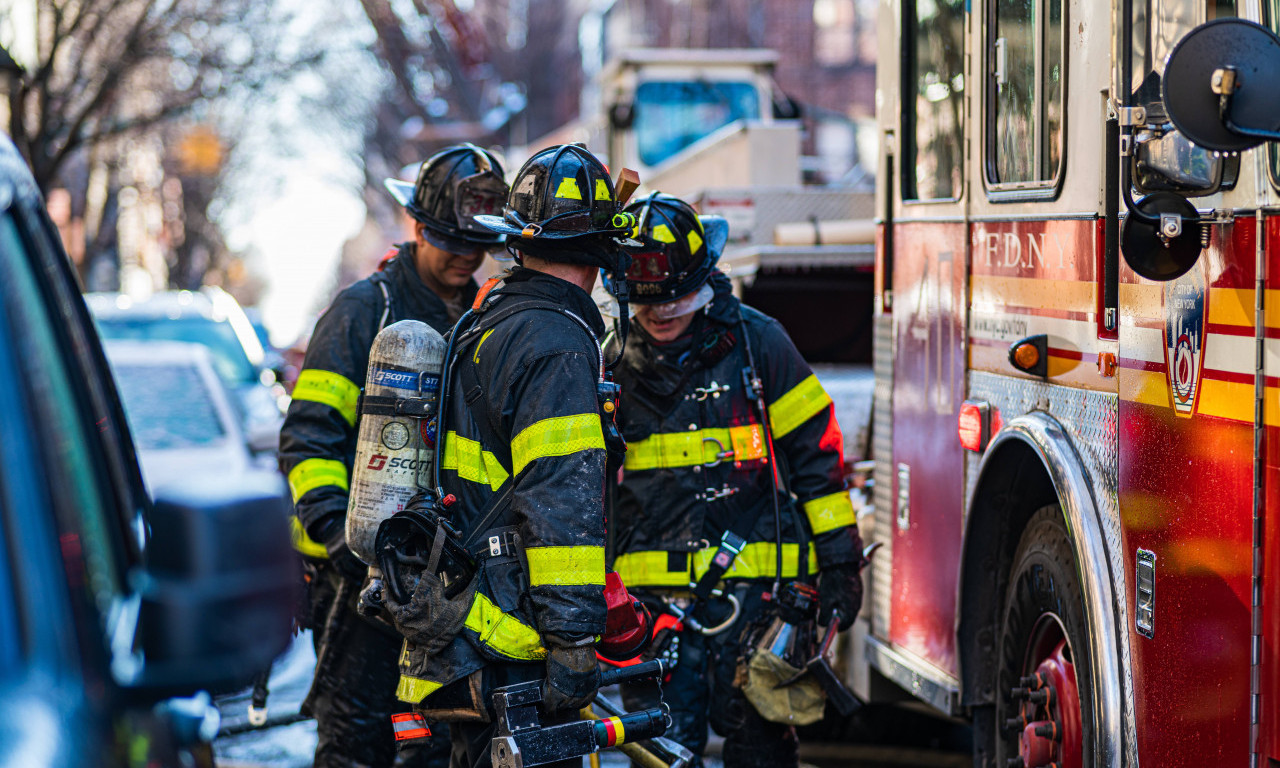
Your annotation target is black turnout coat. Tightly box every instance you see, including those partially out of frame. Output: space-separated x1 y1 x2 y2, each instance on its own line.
396 267 611 716
606 272 861 591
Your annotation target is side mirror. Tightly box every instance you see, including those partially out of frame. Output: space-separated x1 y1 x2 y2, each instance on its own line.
129 476 297 699
1163 18 1280 152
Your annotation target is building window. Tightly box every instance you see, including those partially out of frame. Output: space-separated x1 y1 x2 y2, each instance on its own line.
815 0 857 67
903 0 966 200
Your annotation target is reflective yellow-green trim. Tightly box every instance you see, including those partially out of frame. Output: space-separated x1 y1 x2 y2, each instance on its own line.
624 424 767 471
290 516 329 558
510 414 605 476
473 328 495 363
465 592 547 661
767 375 832 438
287 458 349 504
526 546 606 586
292 369 360 427
396 675 443 704
555 177 583 200
802 490 856 535
441 432 510 491
613 542 819 587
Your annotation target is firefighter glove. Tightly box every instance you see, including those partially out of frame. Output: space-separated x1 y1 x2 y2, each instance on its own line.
542 637 601 713
818 561 863 632
314 515 368 583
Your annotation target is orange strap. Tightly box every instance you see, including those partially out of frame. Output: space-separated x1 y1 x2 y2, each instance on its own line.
472 275 503 310
376 247 398 272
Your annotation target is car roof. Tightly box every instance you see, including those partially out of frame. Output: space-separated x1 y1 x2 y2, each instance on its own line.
86 288 267 366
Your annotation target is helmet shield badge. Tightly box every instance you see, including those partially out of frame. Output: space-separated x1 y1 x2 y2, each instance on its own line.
453 170 507 236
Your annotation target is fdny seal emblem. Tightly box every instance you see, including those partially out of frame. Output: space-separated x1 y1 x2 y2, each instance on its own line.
1164 262 1208 417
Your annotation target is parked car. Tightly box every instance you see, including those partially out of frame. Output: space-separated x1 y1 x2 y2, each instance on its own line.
103 340 284 498
0 135 295 766
85 287 285 454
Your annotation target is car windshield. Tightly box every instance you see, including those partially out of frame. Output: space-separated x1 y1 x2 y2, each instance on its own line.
111 362 229 450
95 317 259 387
634 80 760 167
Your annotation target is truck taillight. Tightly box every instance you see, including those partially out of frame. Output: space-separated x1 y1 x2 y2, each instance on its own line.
958 400 1000 452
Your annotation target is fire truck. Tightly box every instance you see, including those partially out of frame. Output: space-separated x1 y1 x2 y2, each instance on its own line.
871 0 1280 762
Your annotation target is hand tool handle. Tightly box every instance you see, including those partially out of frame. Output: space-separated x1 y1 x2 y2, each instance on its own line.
592 707 669 748
599 658 665 687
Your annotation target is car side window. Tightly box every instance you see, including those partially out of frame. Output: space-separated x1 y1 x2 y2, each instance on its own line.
0 208 128 626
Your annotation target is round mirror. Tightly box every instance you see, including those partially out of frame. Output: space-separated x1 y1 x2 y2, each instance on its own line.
1121 192 1203 281
1163 18 1280 152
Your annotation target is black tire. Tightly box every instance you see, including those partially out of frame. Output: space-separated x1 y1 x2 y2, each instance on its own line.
989 504 1094 768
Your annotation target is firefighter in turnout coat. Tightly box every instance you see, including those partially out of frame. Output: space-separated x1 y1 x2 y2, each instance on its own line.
278 144 508 768
604 194 865 768
384 145 637 768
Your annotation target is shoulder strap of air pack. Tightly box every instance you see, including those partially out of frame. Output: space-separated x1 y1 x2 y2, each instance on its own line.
449 292 604 547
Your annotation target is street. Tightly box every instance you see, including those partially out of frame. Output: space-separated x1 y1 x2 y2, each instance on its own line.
213 635 970 768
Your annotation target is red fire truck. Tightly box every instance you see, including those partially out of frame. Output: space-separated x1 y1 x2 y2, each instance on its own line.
869 0 1280 765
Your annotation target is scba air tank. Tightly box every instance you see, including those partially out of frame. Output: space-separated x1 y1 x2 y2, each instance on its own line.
346 319 447 564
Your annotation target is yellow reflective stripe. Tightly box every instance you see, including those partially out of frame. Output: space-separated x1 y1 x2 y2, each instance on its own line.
624 425 767 471
441 432 510 491
767 375 832 439
613 543 819 587
802 490 856 535
612 551 690 587
594 179 612 201
465 591 547 661
396 675 443 704
687 228 703 254
510 414 605 477
290 516 329 558
526 546 606 586
555 177 583 199
693 541 818 581
287 458 349 504
473 328 495 363
293 369 360 426
652 223 676 243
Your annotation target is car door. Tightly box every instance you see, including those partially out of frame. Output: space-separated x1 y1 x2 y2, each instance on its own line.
0 162 190 767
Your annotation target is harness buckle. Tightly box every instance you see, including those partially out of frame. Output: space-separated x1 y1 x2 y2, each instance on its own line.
700 436 734 467
489 535 502 557
689 381 731 402
697 485 739 502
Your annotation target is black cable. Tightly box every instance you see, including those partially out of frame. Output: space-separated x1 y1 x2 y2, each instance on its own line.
738 318 785 595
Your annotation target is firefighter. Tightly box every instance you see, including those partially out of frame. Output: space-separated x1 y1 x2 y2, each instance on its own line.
604 193 865 768
278 143 508 768
382 144 636 768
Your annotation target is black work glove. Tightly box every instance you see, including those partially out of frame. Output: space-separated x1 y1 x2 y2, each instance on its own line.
542 637 601 713
312 515 368 583
818 561 864 632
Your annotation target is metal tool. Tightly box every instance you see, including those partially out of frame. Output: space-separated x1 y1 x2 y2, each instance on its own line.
490 660 672 768
770 543 882 717
774 612 860 716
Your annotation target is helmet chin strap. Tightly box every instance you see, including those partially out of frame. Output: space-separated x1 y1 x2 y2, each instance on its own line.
606 251 630 371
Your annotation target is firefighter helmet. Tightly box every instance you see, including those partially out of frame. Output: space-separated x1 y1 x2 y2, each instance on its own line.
383 144 508 252
473 144 637 256
604 192 729 314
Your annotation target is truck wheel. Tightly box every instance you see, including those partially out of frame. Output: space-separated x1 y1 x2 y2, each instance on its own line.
995 505 1090 768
